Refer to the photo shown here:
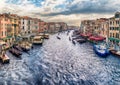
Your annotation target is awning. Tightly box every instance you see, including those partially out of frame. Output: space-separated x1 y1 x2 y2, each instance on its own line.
0 41 6 45
89 36 105 41
7 36 13 39
2 36 13 41
108 37 120 42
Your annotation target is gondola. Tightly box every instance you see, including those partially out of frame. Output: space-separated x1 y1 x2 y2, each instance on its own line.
75 38 86 44
57 36 61 40
9 47 22 57
72 40 76 45
69 37 71 41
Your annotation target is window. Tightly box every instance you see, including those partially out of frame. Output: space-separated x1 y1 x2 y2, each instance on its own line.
2 31 3 36
118 27 119 30
23 26 24 30
110 21 112 25
36 26 37 29
110 27 111 30
28 31 30 34
110 33 112 37
116 33 119 38
5 31 7 36
113 33 114 37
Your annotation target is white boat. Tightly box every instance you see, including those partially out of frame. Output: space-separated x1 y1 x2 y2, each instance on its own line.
38 33 49 39
33 35 43 45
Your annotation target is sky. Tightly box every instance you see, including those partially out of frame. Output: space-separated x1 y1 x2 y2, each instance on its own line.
0 0 120 26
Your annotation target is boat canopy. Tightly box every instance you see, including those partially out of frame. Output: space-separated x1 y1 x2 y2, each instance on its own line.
34 36 42 39
89 36 105 41
80 33 92 37
108 37 120 42
0 41 6 45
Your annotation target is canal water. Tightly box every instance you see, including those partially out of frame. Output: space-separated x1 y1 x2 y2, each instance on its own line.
0 31 120 85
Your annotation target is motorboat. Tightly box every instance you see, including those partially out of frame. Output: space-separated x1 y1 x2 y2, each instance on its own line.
33 35 43 45
20 43 31 52
38 33 49 39
93 44 109 57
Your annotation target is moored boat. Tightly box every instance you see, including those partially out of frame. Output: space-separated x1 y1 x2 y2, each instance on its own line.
88 36 105 44
9 47 22 57
0 45 10 64
72 40 76 45
109 49 120 57
75 38 86 44
33 35 43 45
20 44 30 52
69 37 71 41
80 33 92 39
13 44 23 52
93 44 109 57
0 53 10 64
38 33 49 39
44 34 49 39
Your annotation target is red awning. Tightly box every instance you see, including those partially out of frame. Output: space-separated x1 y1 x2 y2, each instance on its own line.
89 36 105 41
80 33 92 37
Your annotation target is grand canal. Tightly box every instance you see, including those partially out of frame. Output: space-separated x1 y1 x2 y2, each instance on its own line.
0 31 120 85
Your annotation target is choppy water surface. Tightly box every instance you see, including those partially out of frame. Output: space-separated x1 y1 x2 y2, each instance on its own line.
0 31 120 85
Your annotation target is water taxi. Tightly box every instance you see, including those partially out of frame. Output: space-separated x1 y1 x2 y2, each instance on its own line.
33 35 43 45
38 33 49 39
93 44 109 57
20 42 31 51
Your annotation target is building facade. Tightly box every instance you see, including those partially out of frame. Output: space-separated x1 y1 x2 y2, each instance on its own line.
20 16 33 36
0 14 11 39
108 12 120 43
31 18 39 34
100 20 109 38
9 14 20 37
80 20 95 34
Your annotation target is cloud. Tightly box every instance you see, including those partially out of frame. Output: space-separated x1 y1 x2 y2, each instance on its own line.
43 0 120 16
0 0 119 26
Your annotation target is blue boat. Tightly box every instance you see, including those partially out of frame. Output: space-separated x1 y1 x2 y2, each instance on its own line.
93 44 109 57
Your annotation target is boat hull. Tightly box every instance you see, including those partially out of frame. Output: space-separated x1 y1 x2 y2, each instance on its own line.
0 54 10 64
93 45 109 57
110 49 120 57
9 48 22 57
